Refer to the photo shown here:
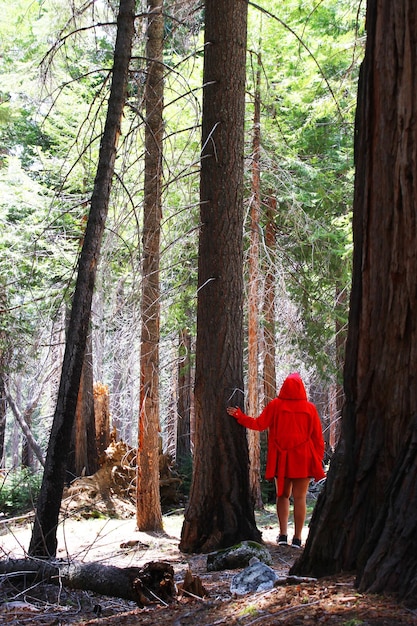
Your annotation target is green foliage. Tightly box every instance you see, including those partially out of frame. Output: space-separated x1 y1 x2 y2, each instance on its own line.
176 453 193 498
0 0 365 453
0 468 42 516
245 0 364 378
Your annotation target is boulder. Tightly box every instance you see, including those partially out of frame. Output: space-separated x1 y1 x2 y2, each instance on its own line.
206 541 272 572
230 559 278 595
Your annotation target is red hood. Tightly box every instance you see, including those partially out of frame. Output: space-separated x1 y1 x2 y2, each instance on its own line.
278 372 307 401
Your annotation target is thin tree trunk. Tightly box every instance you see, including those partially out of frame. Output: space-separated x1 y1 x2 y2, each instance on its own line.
180 0 261 553
332 284 346 448
94 382 110 457
0 374 6 467
110 278 125 439
5 391 44 467
262 196 277 405
247 50 263 510
28 0 136 557
176 328 191 469
260 196 278 498
0 283 8 467
136 0 164 532
21 409 34 469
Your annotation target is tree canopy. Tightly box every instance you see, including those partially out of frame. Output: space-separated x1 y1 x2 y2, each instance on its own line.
0 0 363 469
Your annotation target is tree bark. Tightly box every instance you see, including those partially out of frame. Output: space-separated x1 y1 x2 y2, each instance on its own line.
28 0 136 558
68 332 98 479
136 0 164 532
292 1 417 607
179 0 261 553
94 382 110 457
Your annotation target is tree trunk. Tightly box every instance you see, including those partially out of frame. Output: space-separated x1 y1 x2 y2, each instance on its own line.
94 382 110 457
0 374 6 467
28 0 136 558
0 558 176 605
0 283 8 467
260 196 277 499
5 390 44 467
67 332 98 480
247 50 263 510
21 409 34 469
176 328 192 469
179 0 261 553
329 284 346 450
262 196 277 405
110 277 126 440
136 0 164 532
292 1 417 608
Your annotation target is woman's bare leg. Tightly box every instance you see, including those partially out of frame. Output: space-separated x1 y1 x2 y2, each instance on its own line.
291 477 310 540
276 478 293 537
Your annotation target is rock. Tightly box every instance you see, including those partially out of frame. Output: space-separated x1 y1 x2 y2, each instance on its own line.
206 541 272 572
230 560 278 595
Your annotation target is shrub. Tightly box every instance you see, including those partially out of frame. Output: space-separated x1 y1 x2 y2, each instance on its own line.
0 468 41 516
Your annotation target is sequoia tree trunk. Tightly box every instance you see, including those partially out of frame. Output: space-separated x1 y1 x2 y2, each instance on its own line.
28 0 136 557
179 0 261 553
292 1 417 608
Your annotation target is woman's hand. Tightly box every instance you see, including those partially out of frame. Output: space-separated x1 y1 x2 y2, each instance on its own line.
227 406 239 417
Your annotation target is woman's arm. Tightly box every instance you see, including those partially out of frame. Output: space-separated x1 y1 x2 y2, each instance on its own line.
226 403 274 431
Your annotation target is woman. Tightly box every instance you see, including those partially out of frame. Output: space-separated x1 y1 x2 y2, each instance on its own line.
227 372 325 548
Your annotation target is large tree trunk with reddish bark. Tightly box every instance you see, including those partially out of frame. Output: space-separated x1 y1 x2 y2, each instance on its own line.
28 0 136 558
179 0 261 554
292 1 417 608
136 0 164 532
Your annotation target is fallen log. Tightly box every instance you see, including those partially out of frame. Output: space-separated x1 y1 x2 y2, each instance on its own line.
0 558 176 606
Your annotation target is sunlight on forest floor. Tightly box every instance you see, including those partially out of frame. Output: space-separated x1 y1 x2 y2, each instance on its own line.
0 500 310 566
1 501 417 625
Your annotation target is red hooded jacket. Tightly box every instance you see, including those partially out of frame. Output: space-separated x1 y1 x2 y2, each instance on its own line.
234 373 325 496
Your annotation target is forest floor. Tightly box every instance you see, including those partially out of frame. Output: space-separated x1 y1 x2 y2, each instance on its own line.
1 498 417 626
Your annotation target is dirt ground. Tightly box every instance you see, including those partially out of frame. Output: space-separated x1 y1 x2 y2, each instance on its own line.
1 501 417 626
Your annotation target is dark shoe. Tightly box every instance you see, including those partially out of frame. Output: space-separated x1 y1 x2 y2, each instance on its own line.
277 534 288 545
291 537 302 549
